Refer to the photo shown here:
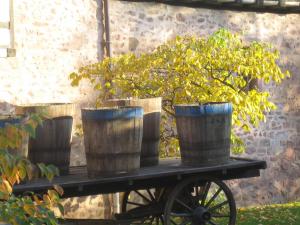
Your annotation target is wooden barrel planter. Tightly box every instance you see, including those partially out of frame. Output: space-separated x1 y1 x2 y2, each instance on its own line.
81 107 143 177
0 115 28 157
15 103 75 175
104 97 161 167
174 102 232 166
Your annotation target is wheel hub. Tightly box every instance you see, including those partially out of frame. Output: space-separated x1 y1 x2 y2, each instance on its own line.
192 206 211 223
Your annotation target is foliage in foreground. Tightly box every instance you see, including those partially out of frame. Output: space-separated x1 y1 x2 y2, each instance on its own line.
237 202 300 225
70 29 290 155
0 114 63 225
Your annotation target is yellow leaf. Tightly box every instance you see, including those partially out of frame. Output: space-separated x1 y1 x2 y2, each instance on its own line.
43 194 51 204
23 204 35 216
33 195 42 205
3 180 12 193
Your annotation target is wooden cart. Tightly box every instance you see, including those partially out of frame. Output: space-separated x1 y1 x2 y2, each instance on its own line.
14 157 266 225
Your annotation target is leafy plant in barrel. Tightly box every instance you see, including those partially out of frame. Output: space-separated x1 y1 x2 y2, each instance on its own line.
70 29 290 155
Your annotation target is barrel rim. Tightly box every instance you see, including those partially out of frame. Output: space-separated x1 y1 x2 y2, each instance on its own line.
0 115 22 120
174 102 232 116
0 115 22 129
174 102 231 106
81 106 144 120
0 115 23 128
82 106 144 111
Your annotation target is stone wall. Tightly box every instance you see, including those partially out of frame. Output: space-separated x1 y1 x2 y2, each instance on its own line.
108 0 300 206
0 0 299 220
0 0 108 219
0 0 101 106
0 0 102 161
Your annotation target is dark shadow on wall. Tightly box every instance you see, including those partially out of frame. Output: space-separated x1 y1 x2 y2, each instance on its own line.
96 0 105 61
120 0 300 14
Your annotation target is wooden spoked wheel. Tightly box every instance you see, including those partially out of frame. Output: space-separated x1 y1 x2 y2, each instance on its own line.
164 177 236 225
121 188 166 224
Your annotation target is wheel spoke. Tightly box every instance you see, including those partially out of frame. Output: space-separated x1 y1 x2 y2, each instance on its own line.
208 200 229 212
148 215 155 224
194 183 199 197
208 221 218 225
123 189 165 224
164 178 236 225
157 188 166 201
127 201 146 207
155 217 159 225
201 182 211 206
175 198 193 212
171 219 178 225
134 190 152 203
146 189 156 202
179 218 191 225
159 215 164 224
170 212 192 217
211 213 230 218
182 187 197 208
205 187 222 208
188 188 201 207
139 216 148 224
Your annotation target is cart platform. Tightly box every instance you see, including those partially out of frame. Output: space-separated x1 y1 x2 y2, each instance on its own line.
14 157 267 225
14 157 266 198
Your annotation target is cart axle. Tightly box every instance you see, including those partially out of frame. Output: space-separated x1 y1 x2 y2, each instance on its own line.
192 206 211 224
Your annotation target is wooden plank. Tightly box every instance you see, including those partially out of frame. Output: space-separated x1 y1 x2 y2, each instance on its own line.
59 219 118 225
18 157 266 187
14 158 266 197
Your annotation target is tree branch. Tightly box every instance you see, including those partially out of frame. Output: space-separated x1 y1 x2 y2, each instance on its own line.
162 106 175 117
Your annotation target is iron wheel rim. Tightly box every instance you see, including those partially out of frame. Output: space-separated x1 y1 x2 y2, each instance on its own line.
164 177 236 225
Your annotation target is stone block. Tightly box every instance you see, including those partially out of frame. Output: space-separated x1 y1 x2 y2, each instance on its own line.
176 13 186 22
128 37 139 51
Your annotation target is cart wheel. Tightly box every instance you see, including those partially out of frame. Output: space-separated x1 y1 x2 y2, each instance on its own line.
164 177 236 225
121 188 166 224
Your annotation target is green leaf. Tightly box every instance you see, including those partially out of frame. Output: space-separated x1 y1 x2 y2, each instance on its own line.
23 124 36 138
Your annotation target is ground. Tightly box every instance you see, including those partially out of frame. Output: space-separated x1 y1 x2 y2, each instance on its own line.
237 202 300 225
